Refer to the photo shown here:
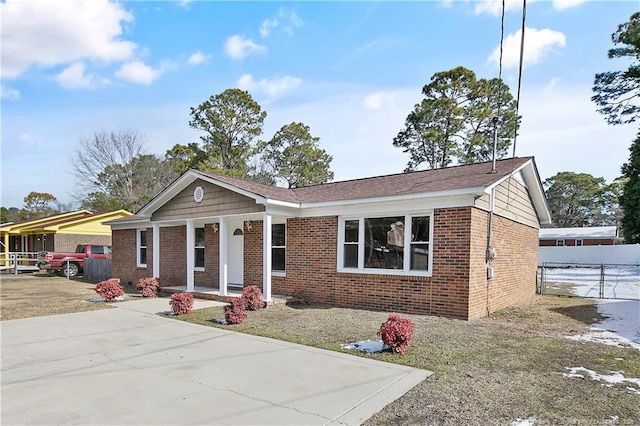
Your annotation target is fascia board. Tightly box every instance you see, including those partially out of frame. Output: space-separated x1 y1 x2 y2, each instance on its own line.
298 187 486 210
299 193 477 218
137 172 199 216
108 217 151 230
265 199 300 209
520 161 552 225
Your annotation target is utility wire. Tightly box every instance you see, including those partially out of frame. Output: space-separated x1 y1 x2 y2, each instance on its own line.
512 0 527 158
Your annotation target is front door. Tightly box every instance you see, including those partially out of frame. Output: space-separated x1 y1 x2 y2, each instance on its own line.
228 227 244 286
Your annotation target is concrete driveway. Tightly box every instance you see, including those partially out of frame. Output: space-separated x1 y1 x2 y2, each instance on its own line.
1 298 431 425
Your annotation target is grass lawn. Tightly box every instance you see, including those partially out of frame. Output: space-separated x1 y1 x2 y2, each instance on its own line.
2 274 638 424
174 296 640 425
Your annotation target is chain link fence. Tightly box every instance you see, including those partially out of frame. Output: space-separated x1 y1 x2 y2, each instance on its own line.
538 262 640 300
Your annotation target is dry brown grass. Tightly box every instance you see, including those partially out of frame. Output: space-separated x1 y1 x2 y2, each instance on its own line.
0 273 140 320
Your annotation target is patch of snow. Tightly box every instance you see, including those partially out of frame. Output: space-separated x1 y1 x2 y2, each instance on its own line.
214 318 227 325
511 417 536 426
566 299 640 350
562 367 640 390
626 387 640 395
544 266 640 300
606 415 619 425
341 340 385 353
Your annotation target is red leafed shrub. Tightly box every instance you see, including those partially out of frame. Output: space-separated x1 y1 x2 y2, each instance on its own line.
170 293 194 315
241 285 263 311
377 313 414 355
224 297 247 324
95 278 124 302
136 277 161 297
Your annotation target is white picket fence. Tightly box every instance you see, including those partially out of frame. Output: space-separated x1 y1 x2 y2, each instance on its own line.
539 244 640 266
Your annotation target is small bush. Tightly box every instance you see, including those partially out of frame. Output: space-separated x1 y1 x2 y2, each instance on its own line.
136 277 161 297
170 293 194 315
95 278 124 302
241 285 263 311
224 297 247 324
377 313 414 355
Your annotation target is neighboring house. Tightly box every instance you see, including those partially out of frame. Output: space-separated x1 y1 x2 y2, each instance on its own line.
108 157 551 320
539 226 622 247
0 210 133 257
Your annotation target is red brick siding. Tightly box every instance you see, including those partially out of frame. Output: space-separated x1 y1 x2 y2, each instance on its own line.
158 226 187 285
195 224 219 288
244 221 263 287
111 229 153 285
468 209 538 319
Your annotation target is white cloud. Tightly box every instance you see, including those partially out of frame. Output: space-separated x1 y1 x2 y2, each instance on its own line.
55 62 108 89
114 60 163 85
474 0 537 16
237 74 302 97
474 0 583 15
363 92 404 110
279 8 303 36
260 18 278 38
187 51 211 65
1 0 136 79
224 35 267 60
552 0 587 10
1 84 20 100
488 27 566 69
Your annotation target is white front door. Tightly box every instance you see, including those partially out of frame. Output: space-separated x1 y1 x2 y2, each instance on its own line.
228 227 244 286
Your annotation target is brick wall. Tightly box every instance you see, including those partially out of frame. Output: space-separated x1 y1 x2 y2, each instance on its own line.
53 234 112 253
158 226 187 285
112 229 153 285
195 224 218 288
244 221 263 287
468 209 539 319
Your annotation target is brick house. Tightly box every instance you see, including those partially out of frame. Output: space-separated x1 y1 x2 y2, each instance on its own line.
108 157 551 320
539 226 622 246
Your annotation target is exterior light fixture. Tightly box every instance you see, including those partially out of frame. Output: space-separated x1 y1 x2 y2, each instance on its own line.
246 221 253 231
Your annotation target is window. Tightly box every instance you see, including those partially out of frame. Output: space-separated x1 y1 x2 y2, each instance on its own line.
556 239 565 246
410 216 430 270
343 220 359 268
339 214 432 274
137 229 147 267
195 227 205 270
272 223 285 272
576 239 583 247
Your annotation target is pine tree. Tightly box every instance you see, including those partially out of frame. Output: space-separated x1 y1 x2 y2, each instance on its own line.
620 132 640 243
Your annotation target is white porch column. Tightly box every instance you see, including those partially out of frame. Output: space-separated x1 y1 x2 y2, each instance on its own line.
262 212 272 302
219 217 228 296
152 223 160 278
186 220 195 292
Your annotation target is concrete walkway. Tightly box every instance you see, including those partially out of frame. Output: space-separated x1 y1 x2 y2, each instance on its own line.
1 298 432 425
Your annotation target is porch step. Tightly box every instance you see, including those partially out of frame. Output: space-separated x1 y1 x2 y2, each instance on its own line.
159 287 289 307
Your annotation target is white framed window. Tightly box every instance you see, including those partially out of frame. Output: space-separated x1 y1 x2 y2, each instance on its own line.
556 239 565 246
338 213 433 276
272 223 286 272
195 227 205 271
576 239 583 246
137 229 147 267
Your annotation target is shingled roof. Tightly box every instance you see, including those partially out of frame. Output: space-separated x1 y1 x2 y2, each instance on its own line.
195 156 534 204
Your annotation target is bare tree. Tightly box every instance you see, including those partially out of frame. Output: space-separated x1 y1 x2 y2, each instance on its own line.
72 130 146 203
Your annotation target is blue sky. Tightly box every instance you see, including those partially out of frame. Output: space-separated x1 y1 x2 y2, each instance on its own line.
1 0 638 210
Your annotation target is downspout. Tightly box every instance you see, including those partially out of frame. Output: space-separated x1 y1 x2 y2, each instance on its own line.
486 186 496 317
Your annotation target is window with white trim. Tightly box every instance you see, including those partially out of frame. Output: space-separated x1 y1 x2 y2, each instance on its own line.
272 223 286 272
339 214 432 274
556 239 565 246
576 239 583 247
137 229 147 267
195 227 205 270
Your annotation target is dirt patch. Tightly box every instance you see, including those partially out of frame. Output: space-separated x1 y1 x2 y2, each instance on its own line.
175 296 640 425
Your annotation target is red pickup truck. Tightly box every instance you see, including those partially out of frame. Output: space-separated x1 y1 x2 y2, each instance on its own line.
37 244 112 277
